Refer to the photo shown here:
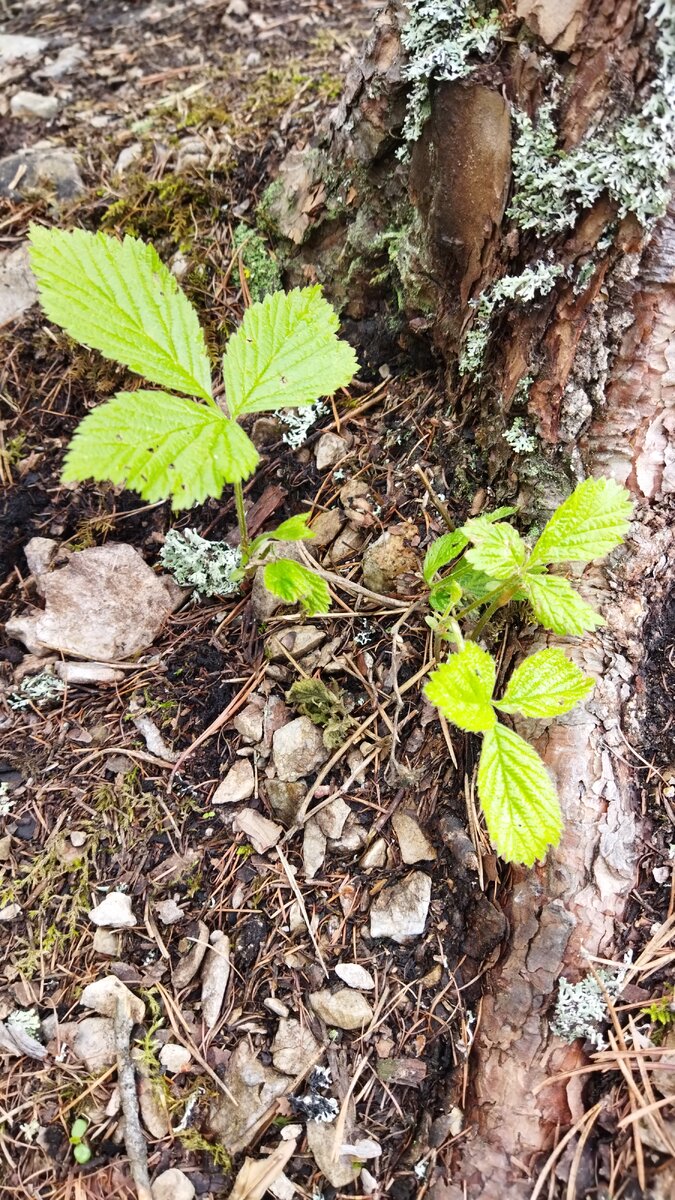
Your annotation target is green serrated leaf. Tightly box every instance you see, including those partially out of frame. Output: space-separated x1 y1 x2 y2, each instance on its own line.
263 558 331 615
447 559 495 601
523 572 605 636
422 530 468 585
428 578 463 612
28 226 212 401
462 517 528 580
62 391 259 509
424 642 496 732
478 724 563 865
248 513 315 560
222 286 358 418
481 505 519 523
529 476 633 567
496 648 594 718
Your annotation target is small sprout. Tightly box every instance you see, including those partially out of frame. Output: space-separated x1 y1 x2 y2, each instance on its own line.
70 1116 92 1164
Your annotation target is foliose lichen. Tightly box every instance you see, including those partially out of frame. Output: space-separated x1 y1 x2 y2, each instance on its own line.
508 0 675 234
551 958 631 1050
159 529 242 598
7 672 65 711
398 0 501 154
279 400 327 448
504 416 537 453
459 261 564 379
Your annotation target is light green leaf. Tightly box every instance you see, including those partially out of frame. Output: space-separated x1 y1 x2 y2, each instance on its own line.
481 505 519 523
28 226 212 400
424 642 496 732
222 286 358 418
529 476 632 567
422 530 467 584
462 517 528 579
70 1119 88 1140
248 513 315 560
428 578 462 612
263 558 331 615
478 724 563 865
447 559 495 601
62 391 259 509
73 1143 92 1164
523 572 605 636
496 648 594 718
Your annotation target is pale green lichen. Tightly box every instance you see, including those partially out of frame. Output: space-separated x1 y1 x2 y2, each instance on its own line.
551 959 631 1050
279 401 327 448
232 224 282 301
7 672 65 711
398 0 501 154
504 416 537 453
459 262 564 379
508 0 675 234
159 529 241 598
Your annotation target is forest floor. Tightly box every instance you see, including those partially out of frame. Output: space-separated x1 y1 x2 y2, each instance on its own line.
1 2 675 1199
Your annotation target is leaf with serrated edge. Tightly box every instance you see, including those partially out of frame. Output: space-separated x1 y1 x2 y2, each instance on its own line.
524 572 604 636
496 648 594 718
62 391 259 509
248 513 315 560
462 517 528 580
478 724 563 865
429 578 462 612
424 642 496 732
28 226 212 400
263 559 331 615
529 476 632 567
222 286 358 417
447 559 495 601
423 530 467 585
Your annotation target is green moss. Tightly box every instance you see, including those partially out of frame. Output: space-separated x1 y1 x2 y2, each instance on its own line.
232 224 282 301
175 1126 232 1170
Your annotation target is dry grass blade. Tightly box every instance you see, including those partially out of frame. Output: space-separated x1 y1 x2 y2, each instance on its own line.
229 1138 297 1200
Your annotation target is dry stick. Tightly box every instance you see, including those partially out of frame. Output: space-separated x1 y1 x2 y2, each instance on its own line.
413 463 455 532
169 662 266 782
114 995 152 1200
275 842 329 978
385 603 422 782
297 544 412 609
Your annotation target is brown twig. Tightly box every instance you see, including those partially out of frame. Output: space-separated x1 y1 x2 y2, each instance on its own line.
114 995 152 1200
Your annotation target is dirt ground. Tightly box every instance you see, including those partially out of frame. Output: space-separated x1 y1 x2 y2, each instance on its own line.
1 2 674 1199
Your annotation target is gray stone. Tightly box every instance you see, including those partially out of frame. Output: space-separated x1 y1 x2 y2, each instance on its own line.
267 625 325 661
309 988 373 1030
306 1121 358 1189
369 872 432 944
152 1168 195 1200
172 921 209 989
200 931 231 1030
315 432 348 471
361 525 420 595
39 43 85 79
302 818 326 880
315 796 351 840
0 146 83 201
0 245 38 329
59 1017 116 1073
309 509 344 547
391 811 437 863
88 892 136 929
10 90 59 120
154 898 184 925
334 963 375 991
208 1041 287 1153
233 695 265 743
272 717 330 782
80 976 145 1024
0 35 47 64
271 1017 321 1075
212 758 255 805
55 661 125 685
234 809 282 853
92 928 120 958
264 779 306 826
159 1043 192 1073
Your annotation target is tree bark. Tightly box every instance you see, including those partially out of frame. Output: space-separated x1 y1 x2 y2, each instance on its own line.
263 2 675 1193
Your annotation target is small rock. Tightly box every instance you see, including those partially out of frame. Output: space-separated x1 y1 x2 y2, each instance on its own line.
88 892 136 929
361 1168 379 1195
315 432 348 471
0 34 48 63
309 988 373 1030
62 1017 116 1073
333 813 367 854
268 625 325 661
7 543 179 661
154 898 184 925
361 524 420 596
152 1168 195 1200
92 928 120 958
114 141 144 176
159 1042 192 1073
280 1123 303 1140
234 809 283 853
207 1041 287 1154
0 245 38 329
201 931 231 1030
0 146 83 201
69 830 87 847
233 695 266 743
138 1068 171 1137
172 921 209 989
39 43 85 78
335 963 375 991
227 0 249 14
0 836 12 863
10 90 59 120
360 838 387 869
369 872 432 944
265 780 306 827
315 796 351 840
273 717 330 782
339 479 375 528
80 976 145 1024
309 509 344 547
306 1121 357 1189
303 818 327 880
55 661 126 685
213 758 255 805
330 524 366 564
392 811 437 863
264 997 289 1018
271 1017 321 1075
0 903 21 921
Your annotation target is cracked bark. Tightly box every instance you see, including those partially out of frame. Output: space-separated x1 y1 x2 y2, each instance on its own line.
264 1 674 1193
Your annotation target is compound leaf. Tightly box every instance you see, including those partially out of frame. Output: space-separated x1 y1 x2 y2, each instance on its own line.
263 558 331 615
28 226 212 400
62 390 259 509
524 572 604 636
529 476 632 567
222 286 358 417
462 517 528 579
422 530 468 584
478 724 563 865
496 647 594 718
424 642 496 732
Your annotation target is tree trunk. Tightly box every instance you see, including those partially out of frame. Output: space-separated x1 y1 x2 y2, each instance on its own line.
262 2 674 1193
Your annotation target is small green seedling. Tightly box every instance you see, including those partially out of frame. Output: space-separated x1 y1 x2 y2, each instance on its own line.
422 477 633 865
28 226 358 613
70 1116 91 1164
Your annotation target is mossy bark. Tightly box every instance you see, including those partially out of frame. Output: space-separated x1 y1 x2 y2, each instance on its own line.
263 2 674 1194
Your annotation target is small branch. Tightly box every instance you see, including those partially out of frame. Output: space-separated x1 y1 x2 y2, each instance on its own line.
297 544 412 608
233 479 250 557
114 996 153 1200
413 464 455 532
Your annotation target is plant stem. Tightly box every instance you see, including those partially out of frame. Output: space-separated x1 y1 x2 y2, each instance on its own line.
233 480 250 557
413 464 455 532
